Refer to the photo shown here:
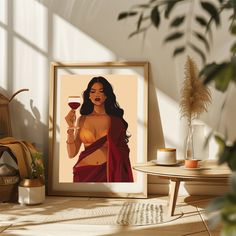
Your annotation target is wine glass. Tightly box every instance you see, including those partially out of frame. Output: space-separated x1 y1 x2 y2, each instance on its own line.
68 96 81 110
67 96 81 129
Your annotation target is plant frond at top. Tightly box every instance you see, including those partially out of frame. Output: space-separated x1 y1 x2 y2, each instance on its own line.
180 56 212 125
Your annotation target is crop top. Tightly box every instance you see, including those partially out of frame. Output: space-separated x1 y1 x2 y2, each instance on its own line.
79 127 108 146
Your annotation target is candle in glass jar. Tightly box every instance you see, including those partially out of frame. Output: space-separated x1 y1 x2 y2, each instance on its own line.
157 148 176 164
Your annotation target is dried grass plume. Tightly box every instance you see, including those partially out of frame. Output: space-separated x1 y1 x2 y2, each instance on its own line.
180 56 211 125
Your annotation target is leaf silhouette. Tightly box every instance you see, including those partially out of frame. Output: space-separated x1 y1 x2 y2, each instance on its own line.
173 46 185 56
164 32 184 42
195 15 208 27
151 6 160 27
195 15 213 42
170 16 185 27
134 4 150 8
189 43 206 64
118 11 138 20
200 1 220 26
164 1 178 19
128 27 148 38
137 13 143 30
193 31 210 51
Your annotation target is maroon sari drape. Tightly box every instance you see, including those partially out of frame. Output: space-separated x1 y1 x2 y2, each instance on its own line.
73 116 134 183
73 136 107 182
107 116 133 182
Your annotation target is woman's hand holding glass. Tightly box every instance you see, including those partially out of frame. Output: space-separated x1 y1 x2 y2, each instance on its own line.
65 96 81 130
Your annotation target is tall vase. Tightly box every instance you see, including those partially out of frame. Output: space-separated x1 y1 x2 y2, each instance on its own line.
185 124 194 160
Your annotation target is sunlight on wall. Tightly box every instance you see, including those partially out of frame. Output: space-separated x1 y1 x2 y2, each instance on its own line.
157 89 212 160
53 14 115 61
14 0 48 52
205 124 219 159
0 0 7 90
0 0 124 153
157 89 183 154
0 0 7 24
13 37 48 120
0 28 7 89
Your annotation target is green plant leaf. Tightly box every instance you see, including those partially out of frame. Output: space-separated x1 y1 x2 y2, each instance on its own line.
229 0 236 17
215 135 225 152
231 56 236 82
164 31 184 42
30 152 44 179
189 43 206 64
228 148 236 171
201 63 228 86
173 46 185 56
118 11 138 20
226 192 236 204
219 146 231 165
222 204 236 224
207 196 227 212
222 225 236 236
200 63 217 77
230 172 236 194
231 42 236 54
170 16 185 27
193 31 210 51
214 64 233 91
151 6 160 27
231 24 236 34
200 1 220 26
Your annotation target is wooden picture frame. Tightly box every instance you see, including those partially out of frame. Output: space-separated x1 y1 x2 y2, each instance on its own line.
48 61 148 198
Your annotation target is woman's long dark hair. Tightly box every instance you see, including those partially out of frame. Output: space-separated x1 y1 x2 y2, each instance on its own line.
80 76 130 143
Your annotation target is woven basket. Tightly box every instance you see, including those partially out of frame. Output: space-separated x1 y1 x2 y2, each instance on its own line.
0 175 19 202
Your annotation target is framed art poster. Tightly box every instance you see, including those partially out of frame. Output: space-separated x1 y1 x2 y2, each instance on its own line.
48 61 148 198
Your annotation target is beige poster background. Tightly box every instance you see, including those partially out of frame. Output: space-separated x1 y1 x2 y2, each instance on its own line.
59 74 137 182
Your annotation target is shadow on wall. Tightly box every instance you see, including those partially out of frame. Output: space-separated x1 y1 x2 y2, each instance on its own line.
34 0 165 156
0 87 50 180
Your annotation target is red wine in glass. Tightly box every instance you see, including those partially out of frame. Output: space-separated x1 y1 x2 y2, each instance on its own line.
68 96 81 110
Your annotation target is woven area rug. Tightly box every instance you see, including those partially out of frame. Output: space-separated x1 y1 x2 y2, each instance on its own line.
0 197 182 227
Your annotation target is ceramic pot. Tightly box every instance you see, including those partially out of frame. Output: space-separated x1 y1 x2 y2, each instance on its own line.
184 159 198 168
18 178 45 205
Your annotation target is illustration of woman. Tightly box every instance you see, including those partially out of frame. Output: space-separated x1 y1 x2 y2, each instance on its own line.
65 76 134 182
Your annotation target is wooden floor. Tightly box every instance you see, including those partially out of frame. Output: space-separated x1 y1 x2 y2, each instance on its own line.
0 195 221 236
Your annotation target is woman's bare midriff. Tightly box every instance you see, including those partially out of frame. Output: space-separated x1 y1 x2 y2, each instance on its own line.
76 146 108 167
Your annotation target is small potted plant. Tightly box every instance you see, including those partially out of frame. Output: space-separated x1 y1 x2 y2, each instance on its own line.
18 152 45 205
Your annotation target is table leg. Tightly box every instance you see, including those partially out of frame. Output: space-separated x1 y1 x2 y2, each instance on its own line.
168 179 180 217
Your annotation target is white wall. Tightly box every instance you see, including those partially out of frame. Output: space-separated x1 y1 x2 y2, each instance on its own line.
0 0 235 195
